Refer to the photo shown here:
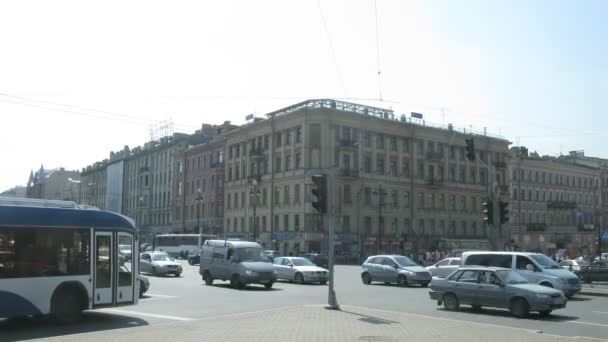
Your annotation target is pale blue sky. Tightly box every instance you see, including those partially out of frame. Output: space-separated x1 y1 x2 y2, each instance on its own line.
0 0 606 192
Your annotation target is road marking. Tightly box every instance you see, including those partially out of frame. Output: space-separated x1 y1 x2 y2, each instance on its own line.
567 321 608 328
99 309 194 321
198 305 305 321
144 293 177 298
593 311 608 315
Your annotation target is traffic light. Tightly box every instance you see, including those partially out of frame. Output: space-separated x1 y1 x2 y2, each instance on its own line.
465 138 475 161
311 174 327 214
499 201 510 224
482 199 494 225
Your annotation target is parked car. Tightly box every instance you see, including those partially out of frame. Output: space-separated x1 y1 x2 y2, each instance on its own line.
361 255 432 287
140 251 183 277
138 274 150 298
594 253 608 262
426 257 461 278
460 251 581 298
273 257 328 284
265 250 280 261
188 250 201 265
559 259 588 272
300 253 329 268
429 266 567 318
199 240 276 289
575 260 608 283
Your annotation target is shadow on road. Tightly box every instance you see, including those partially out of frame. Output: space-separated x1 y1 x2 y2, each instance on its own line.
208 283 283 291
0 311 148 342
275 280 327 286
338 309 400 325
567 296 592 301
371 283 427 288
438 307 579 322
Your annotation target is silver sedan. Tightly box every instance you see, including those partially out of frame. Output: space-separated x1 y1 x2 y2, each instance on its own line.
140 252 183 277
273 257 328 284
426 257 461 278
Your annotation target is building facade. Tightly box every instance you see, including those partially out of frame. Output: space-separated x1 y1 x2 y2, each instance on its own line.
222 99 511 258
80 161 108 208
509 147 601 256
172 122 238 235
26 166 81 202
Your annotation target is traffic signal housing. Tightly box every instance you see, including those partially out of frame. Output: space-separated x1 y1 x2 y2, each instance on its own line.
465 138 475 161
499 201 510 224
483 199 494 225
311 174 327 214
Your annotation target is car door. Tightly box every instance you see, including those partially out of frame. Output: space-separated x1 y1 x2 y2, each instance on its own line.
273 257 286 279
515 255 542 284
140 253 151 273
370 257 386 280
364 257 380 280
475 271 507 308
443 259 461 278
452 270 479 305
432 259 451 278
282 258 296 280
382 257 399 282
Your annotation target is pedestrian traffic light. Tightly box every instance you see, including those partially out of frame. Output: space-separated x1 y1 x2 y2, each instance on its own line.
465 138 475 161
499 201 509 224
483 199 494 225
311 174 327 214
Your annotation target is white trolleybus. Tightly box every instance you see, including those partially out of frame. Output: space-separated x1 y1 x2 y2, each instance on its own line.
0 197 139 322
154 233 216 257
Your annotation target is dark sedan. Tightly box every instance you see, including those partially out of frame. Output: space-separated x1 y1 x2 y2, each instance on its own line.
300 253 328 269
429 267 567 318
188 251 201 265
576 260 608 283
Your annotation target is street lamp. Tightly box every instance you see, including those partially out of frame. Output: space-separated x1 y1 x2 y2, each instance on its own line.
373 186 387 254
250 179 261 242
196 188 203 249
67 178 81 204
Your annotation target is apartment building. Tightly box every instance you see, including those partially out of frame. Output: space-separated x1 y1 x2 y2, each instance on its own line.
222 99 511 257
26 165 81 202
509 147 601 256
172 122 238 235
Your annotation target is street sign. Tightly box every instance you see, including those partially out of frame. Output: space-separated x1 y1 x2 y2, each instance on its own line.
601 230 608 241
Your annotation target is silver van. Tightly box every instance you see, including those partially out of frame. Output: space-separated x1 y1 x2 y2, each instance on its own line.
461 251 581 297
199 240 277 290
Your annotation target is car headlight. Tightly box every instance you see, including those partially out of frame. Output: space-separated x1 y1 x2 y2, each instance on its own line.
536 293 551 299
245 270 258 276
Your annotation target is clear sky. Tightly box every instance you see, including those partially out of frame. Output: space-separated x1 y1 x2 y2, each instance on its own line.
1 0 606 192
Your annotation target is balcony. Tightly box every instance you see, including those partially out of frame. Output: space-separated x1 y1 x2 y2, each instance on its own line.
338 139 359 149
547 201 577 210
339 168 359 178
425 177 444 187
526 223 547 231
492 160 507 169
426 151 444 162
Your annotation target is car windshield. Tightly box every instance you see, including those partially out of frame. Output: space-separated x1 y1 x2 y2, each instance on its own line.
152 254 173 262
392 256 418 267
236 247 269 262
496 270 528 284
291 258 315 266
530 254 560 269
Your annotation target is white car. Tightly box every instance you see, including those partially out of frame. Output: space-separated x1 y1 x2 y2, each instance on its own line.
426 257 461 278
273 257 328 284
140 251 182 277
138 274 150 298
559 259 588 272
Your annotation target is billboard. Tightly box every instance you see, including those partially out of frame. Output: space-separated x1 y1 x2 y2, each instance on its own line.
105 160 124 214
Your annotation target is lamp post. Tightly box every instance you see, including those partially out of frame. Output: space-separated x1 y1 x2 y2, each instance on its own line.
373 186 386 254
196 188 203 249
250 179 260 242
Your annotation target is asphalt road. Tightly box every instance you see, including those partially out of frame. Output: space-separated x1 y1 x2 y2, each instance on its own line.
2 261 608 341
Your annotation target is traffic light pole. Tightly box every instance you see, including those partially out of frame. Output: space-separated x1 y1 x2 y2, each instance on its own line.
327 168 340 310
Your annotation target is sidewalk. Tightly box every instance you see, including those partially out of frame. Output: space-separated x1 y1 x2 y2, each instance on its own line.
35 305 603 342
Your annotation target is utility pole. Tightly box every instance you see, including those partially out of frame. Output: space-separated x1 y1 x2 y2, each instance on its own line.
327 168 339 310
250 179 260 242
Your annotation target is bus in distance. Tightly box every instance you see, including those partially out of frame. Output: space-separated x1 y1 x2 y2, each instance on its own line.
154 233 216 257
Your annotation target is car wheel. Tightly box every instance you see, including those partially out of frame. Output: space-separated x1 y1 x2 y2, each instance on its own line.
264 282 274 290
295 273 304 284
420 282 430 288
443 293 459 311
188 259 194 265
397 275 408 287
319 281 327 285
203 271 214 285
361 273 372 285
175 272 181 277
538 310 552 317
139 280 145 298
50 289 83 324
152 267 158 276
510 298 530 318
231 274 244 290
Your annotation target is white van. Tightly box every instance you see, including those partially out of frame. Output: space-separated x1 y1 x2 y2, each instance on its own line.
461 251 581 298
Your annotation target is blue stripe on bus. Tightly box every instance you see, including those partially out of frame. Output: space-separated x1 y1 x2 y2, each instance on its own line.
0 291 42 318
0 206 136 231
